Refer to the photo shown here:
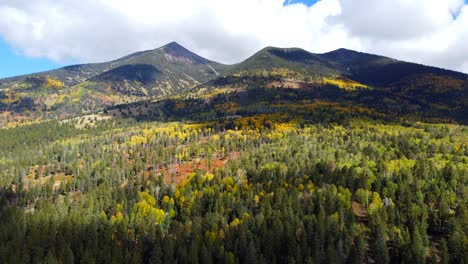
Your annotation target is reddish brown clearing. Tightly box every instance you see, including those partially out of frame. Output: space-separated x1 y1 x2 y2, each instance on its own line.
352 201 367 218
162 151 240 185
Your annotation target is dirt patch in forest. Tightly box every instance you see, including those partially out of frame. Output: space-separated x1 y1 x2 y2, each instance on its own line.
161 151 240 185
352 201 367 217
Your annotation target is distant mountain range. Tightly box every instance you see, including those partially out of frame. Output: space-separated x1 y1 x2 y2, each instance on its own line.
1 42 467 124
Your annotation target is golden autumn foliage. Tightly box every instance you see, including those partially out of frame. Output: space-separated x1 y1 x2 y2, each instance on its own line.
45 77 64 89
270 68 303 78
368 192 384 215
110 212 124 224
133 191 166 224
129 135 147 145
322 77 368 90
230 218 241 227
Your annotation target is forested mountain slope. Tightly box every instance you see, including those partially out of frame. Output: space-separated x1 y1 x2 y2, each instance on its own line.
193 46 467 124
0 116 466 263
0 42 229 125
0 43 467 263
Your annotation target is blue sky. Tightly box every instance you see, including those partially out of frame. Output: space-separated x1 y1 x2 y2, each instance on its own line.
284 0 318 6
0 39 63 78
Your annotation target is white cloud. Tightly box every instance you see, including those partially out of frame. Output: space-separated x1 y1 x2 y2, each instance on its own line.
331 0 468 72
0 0 467 73
332 0 464 40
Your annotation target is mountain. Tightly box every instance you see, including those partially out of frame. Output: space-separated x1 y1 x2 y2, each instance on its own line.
1 43 467 126
190 46 467 123
2 42 227 87
1 43 467 263
2 79 467 264
0 42 229 121
88 42 229 96
227 47 336 76
222 46 468 85
321 48 467 85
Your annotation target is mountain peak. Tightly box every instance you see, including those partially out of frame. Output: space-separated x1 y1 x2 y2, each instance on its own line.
319 48 393 66
253 46 321 65
259 46 307 54
160 41 210 64
161 41 184 50
321 48 364 58
161 41 190 54
329 48 355 53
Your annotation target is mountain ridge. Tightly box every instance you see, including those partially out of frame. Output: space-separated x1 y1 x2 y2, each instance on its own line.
1 41 227 86
1 42 467 126
2 43 467 83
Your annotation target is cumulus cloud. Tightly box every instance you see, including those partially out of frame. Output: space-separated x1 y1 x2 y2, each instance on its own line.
0 0 467 73
332 0 464 40
331 0 468 72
